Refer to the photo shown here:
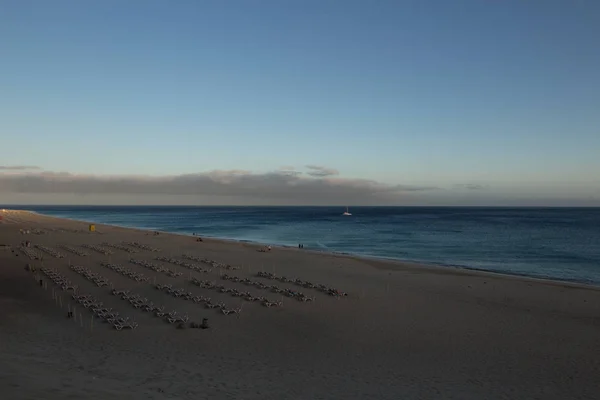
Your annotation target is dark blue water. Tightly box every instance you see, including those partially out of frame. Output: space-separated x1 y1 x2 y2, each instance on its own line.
9 206 600 285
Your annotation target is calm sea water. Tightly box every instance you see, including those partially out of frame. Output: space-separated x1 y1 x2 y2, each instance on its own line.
10 206 600 285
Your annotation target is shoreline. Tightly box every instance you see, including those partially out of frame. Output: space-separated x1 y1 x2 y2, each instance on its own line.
9 208 600 292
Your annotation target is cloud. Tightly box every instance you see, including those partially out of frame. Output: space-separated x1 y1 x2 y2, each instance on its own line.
0 165 41 171
390 184 439 192
275 166 302 177
0 167 439 205
305 165 339 177
453 183 489 190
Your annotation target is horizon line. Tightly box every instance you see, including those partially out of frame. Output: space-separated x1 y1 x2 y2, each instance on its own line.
2 204 600 209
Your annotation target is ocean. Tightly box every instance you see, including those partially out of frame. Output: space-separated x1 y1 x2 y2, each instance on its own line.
10 205 600 285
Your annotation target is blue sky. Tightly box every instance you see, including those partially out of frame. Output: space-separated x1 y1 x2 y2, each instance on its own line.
1 0 599 205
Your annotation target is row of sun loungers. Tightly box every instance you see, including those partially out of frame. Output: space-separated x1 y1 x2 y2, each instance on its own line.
123 242 161 252
156 282 242 315
58 262 136 330
81 244 113 255
20 246 41 260
164 310 190 323
40 267 78 291
155 256 210 273
102 242 139 254
182 254 239 270
181 254 207 262
129 258 182 277
256 271 348 298
190 278 282 309
73 293 137 330
57 228 84 233
63 259 136 330
100 262 149 283
111 288 188 324
60 245 89 256
221 273 315 302
34 244 65 258
70 264 111 287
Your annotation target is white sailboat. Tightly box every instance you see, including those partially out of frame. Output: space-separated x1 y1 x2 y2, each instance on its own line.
342 206 352 216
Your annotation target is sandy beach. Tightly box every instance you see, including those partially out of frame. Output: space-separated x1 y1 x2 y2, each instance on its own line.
1 209 600 399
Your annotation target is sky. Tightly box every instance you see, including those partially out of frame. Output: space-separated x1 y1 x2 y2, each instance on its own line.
1 0 599 206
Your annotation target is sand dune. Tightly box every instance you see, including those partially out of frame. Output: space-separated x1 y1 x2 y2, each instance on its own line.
1 209 600 399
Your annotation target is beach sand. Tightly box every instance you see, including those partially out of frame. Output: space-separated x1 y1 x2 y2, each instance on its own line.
1 209 600 399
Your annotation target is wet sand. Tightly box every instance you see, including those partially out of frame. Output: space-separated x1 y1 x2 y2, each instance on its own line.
1 209 600 399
